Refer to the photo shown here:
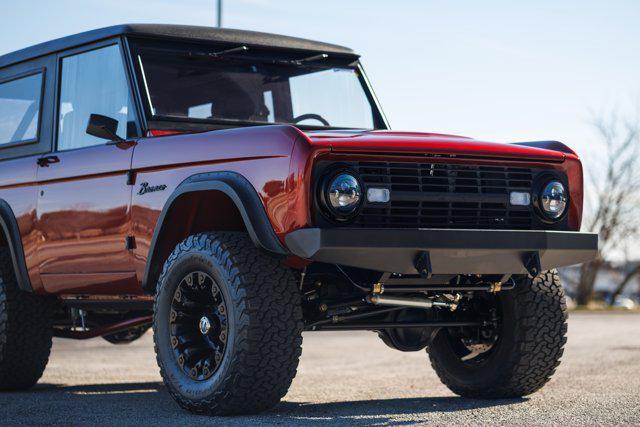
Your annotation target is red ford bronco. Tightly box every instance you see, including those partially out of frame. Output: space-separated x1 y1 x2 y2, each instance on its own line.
0 24 597 415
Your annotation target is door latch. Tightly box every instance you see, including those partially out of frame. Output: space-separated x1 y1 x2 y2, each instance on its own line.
37 155 60 167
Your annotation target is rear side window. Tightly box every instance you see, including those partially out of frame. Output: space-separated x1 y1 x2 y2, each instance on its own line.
0 73 43 145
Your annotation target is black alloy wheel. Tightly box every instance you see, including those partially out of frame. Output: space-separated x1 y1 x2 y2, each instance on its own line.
442 293 500 364
170 271 228 381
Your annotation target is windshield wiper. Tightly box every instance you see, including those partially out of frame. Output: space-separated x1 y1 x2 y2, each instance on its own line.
276 53 329 66
186 45 249 60
182 48 331 68
298 53 329 63
210 45 249 57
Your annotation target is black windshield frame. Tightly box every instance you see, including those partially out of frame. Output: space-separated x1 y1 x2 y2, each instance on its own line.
126 38 389 132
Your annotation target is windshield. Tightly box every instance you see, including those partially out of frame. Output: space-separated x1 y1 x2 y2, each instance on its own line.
134 45 381 129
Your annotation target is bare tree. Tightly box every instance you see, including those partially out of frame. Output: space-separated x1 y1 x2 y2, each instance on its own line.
575 109 640 305
610 263 640 302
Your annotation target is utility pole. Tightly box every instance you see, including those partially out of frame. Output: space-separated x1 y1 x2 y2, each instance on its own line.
217 0 223 27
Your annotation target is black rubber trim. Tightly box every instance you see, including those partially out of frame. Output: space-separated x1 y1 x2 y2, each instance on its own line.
512 140 576 155
142 171 287 292
0 199 32 292
285 228 598 275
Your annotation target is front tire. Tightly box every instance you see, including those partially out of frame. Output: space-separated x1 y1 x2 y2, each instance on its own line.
153 232 303 415
428 270 567 398
0 248 54 390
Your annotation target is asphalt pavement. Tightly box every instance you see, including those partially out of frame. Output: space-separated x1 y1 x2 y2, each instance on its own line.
1 311 639 426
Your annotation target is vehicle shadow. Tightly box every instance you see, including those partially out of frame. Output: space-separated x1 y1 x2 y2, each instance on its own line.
3 382 527 425
275 396 527 425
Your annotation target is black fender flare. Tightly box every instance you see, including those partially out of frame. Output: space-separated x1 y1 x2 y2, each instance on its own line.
0 199 32 292
141 171 288 292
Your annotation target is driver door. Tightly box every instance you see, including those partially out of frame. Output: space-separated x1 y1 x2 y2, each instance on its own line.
35 42 140 294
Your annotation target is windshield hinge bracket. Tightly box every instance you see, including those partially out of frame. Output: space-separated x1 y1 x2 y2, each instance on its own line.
127 170 136 186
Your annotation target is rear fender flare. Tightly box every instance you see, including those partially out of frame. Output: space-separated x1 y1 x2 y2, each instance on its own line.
0 199 32 292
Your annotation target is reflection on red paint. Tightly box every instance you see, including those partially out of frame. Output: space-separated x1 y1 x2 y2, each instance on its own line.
146 129 184 137
0 124 585 296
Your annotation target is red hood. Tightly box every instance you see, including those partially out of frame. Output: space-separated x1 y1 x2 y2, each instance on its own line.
301 130 569 162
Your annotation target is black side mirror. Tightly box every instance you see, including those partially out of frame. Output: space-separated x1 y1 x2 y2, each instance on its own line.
86 114 125 143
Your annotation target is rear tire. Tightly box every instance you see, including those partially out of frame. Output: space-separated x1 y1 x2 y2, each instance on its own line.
428 270 567 398
153 232 303 415
0 248 54 390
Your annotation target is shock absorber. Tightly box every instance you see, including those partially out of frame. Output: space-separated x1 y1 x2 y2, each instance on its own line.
366 294 456 310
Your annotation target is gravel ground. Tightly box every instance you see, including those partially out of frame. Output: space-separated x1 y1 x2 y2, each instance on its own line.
1 311 639 426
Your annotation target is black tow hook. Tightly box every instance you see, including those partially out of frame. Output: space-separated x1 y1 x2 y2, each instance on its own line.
414 251 432 278
523 252 542 277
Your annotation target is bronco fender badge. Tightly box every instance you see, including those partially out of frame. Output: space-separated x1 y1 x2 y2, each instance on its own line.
138 182 167 195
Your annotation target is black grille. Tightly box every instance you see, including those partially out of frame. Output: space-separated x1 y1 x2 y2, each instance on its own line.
353 161 534 229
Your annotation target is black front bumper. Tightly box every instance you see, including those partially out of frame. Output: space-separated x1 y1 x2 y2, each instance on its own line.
285 228 598 275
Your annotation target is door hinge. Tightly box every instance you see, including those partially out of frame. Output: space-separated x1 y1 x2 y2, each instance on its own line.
127 170 136 186
125 235 137 250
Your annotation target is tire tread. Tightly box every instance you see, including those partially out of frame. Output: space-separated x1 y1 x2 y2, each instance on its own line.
429 270 568 398
153 232 303 415
0 248 54 390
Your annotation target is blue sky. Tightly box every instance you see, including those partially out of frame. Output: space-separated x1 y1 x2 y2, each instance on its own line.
1 0 638 154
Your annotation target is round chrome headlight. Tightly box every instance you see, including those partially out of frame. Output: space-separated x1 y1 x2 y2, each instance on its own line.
540 180 567 219
325 173 362 218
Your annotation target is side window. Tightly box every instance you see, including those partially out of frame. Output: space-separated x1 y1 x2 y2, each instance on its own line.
0 73 43 145
58 45 136 151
